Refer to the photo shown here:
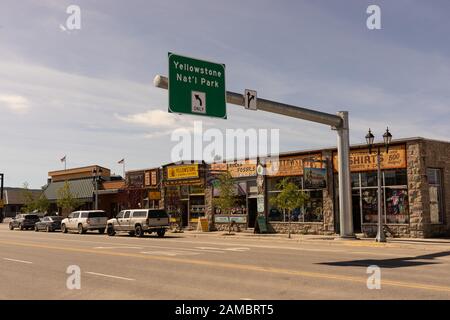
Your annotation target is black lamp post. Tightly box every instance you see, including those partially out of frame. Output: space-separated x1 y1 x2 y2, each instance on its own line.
366 128 392 243
92 168 103 210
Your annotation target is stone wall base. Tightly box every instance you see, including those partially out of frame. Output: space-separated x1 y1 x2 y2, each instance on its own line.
362 224 410 238
268 222 330 235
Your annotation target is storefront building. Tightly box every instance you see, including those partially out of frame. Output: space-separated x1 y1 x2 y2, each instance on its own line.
123 167 162 211
210 161 259 231
44 165 113 216
161 162 207 228
205 138 450 238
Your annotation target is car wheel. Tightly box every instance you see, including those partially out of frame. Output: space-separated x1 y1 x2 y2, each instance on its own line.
61 224 67 233
107 226 115 236
78 224 85 235
128 231 135 237
98 228 105 234
157 229 166 238
19 223 24 231
135 225 144 238
9 223 14 230
46 226 52 233
35 225 39 232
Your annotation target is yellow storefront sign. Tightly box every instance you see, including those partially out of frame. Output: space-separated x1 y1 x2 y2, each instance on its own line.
148 191 161 200
333 144 406 172
167 164 199 180
227 161 257 178
266 154 322 177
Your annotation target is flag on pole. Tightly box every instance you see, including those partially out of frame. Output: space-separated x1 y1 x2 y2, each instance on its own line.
61 155 66 162
118 158 124 164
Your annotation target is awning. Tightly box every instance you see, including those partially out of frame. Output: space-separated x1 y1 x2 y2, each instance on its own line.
43 178 94 201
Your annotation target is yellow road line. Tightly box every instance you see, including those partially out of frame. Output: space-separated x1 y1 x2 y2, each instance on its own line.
1 240 450 294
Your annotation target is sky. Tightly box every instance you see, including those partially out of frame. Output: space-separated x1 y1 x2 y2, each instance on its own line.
0 0 449 188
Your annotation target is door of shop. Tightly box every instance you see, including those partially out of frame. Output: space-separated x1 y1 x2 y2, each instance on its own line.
352 189 362 233
180 200 188 227
248 198 257 228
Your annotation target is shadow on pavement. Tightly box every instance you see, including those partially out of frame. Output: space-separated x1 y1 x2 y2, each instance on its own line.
318 250 450 268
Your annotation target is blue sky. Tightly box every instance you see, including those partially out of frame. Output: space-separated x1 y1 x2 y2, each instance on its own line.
0 0 449 188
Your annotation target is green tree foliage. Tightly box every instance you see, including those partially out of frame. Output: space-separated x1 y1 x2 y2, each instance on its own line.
212 172 238 233
21 182 36 213
57 181 83 213
34 194 50 213
21 182 50 213
269 177 309 238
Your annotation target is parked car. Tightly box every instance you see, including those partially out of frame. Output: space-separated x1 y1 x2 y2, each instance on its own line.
34 216 63 232
9 214 41 230
106 209 170 237
61 210 108 234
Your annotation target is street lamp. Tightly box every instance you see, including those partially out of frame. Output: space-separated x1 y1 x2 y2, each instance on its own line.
366 128 392 243
92 167 103 210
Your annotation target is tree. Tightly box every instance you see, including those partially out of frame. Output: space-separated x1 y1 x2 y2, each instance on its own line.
21 182 50 214
21 182 37 213
269 177 309 238
212 172 238 234
57 181 83 214
34 194 50 213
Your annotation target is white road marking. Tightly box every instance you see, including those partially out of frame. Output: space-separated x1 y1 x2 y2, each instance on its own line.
3 258 33 264
140 250 200 256
85 272 135 281
224 247 250 252
94 246 143 250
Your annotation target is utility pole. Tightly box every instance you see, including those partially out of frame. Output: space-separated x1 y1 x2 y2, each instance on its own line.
92 167 103 210
0 173 4 222
154 75 355 238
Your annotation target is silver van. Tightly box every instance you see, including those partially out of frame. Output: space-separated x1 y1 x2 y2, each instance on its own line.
106 209 169 237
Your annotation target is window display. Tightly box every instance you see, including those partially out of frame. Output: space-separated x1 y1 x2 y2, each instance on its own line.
267 177 323 223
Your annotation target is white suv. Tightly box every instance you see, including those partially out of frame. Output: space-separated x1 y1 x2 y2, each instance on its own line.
61 210 108 234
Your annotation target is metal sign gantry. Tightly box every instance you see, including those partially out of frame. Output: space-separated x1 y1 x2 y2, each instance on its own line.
154 74 354 238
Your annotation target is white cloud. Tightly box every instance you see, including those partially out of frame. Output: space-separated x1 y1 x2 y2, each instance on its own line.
115 110 177 128
0 94 30 113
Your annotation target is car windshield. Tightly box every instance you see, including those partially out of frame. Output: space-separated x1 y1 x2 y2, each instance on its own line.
50 217 63 221
149 210 169 218
25 215 39 220
88 211 107 218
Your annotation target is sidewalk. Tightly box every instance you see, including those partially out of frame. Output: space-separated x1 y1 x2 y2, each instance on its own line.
178 229 450 247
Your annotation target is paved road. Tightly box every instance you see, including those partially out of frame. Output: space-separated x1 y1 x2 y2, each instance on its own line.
0 224 449 299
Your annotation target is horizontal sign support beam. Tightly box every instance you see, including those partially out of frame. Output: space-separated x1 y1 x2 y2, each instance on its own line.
154 75 343 128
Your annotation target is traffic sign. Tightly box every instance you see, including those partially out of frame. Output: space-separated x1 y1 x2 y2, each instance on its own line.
168 53 227 119
244 89 257 110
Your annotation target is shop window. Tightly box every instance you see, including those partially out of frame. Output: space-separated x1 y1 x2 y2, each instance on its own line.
304 190 324 222
427 168 444 224
360 172 378 187
384 170 407 186
267 187 323 222
351 173 360 188
190 195 205 220
385 188 409 223
361 189 381 223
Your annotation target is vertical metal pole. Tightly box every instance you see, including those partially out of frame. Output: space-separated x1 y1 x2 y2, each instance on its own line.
95 175 98 210
0 173 4 222
336 111 354 238
376 148 386 242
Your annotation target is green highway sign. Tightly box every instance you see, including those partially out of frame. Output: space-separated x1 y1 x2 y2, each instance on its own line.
168 53 227 119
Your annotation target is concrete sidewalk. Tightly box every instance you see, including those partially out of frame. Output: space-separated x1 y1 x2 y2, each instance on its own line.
178 229 450 247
